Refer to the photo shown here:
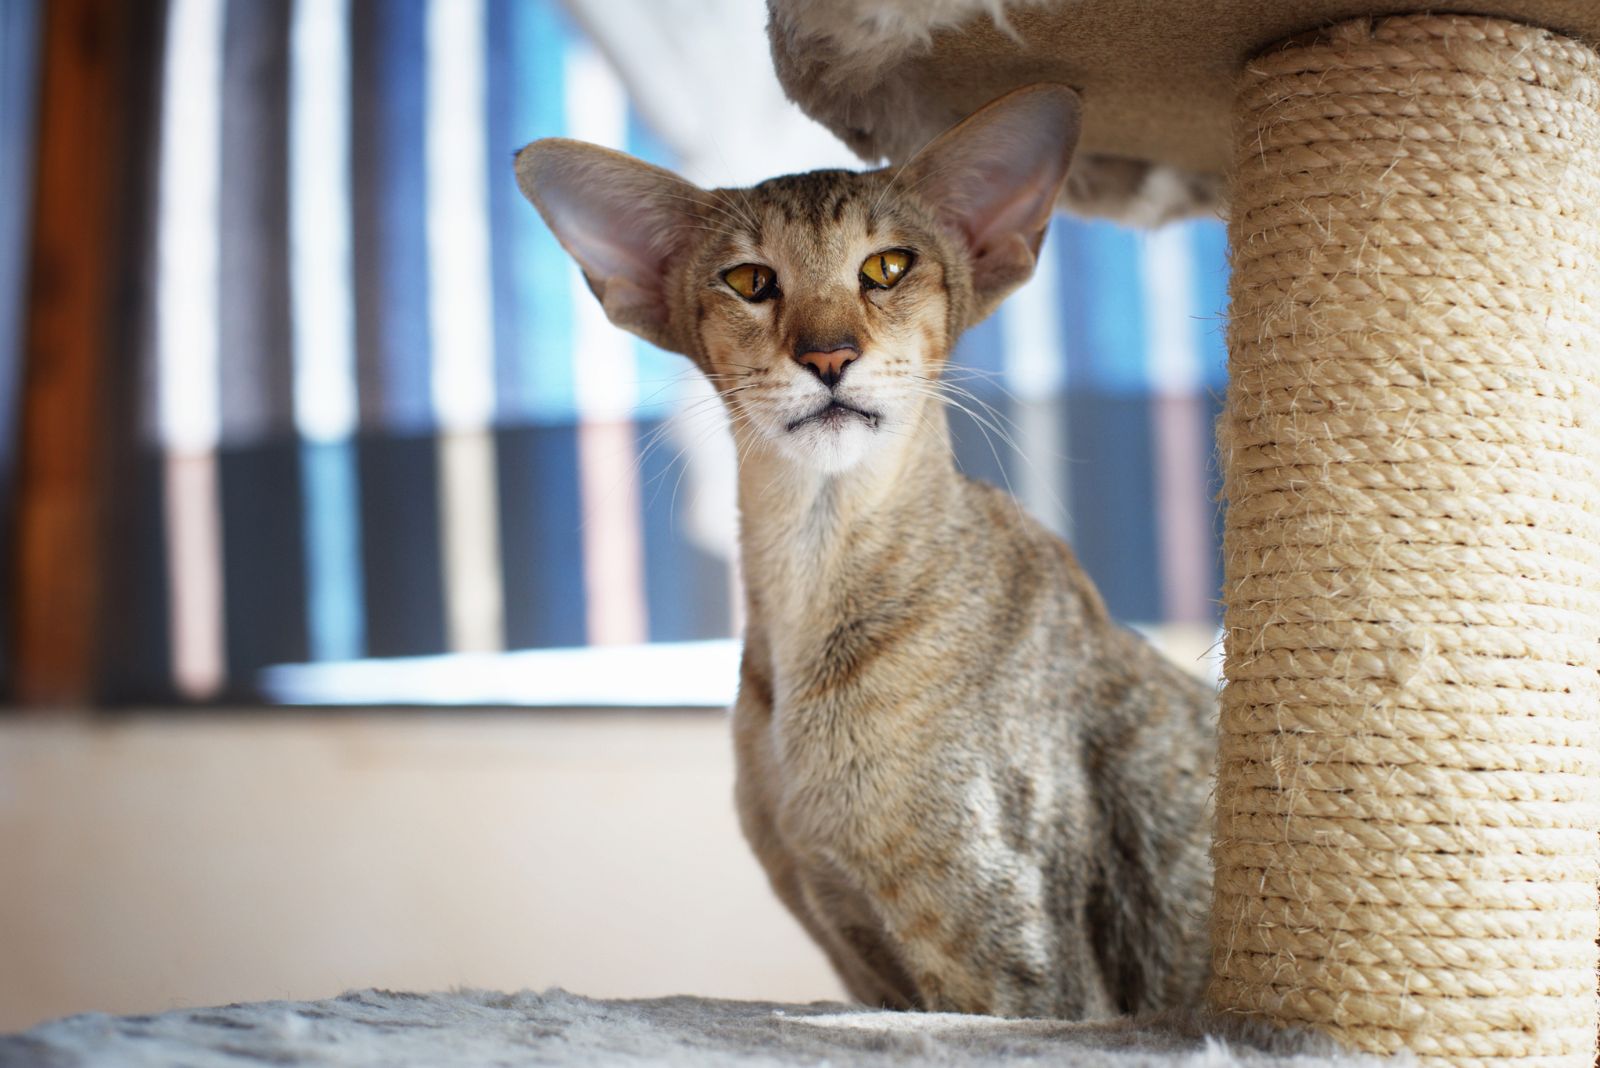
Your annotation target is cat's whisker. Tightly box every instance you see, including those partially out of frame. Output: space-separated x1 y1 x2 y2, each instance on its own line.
643 189 752 239
719 187 763 235
890 379 1026 500
908 373 1031 453
650 415 731 519
940 395 1029 523
632 395 762 520
868 122 952 221
934 368 1014 396
910 378 1073 527
928 389 1029 472
629 389 751 490
651 187 754 235
937 383 1028 448
634 369 715 410
683 223 748 244
887 156 967 208
666 410 750 524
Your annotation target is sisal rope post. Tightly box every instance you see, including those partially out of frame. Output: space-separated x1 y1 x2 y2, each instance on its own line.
1212 15 1600 1066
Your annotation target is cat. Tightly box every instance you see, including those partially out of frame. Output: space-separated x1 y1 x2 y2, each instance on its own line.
515 84 1215 1020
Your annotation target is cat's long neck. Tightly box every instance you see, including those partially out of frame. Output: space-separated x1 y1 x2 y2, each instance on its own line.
732 404 960 651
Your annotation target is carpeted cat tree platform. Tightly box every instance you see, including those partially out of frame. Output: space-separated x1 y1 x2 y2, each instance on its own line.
768 1 1600 1065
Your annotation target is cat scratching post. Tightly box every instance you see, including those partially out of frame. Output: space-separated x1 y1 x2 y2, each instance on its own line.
769 4 1600 1063
1215 16 1600 1064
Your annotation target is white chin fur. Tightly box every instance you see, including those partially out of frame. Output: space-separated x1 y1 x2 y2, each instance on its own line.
778 417 878 474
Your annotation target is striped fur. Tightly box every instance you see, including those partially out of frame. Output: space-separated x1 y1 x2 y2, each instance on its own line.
517 86 1214 1019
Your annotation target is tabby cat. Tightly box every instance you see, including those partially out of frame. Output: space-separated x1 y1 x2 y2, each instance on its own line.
516 84 1214 1019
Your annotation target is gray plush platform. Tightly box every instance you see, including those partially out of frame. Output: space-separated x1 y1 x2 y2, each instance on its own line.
0 988 1389 1066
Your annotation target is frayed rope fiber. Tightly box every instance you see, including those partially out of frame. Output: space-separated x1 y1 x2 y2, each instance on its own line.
1212 15 1600 1066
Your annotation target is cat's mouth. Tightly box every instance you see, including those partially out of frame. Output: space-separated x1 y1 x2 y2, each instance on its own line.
785 400 879 433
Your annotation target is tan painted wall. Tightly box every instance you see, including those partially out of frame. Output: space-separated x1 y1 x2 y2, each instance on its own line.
0 712 842 1031
0 627 1217 1032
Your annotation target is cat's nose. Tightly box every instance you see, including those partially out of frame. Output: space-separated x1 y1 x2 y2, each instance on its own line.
795 344 859 389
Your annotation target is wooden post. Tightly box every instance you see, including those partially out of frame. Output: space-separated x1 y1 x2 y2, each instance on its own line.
10 0 165 705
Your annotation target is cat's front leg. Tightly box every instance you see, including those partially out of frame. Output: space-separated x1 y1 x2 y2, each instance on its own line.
732 682 919 1009
790 867 921 1010
736 766 917 1007
847 804 1116 1019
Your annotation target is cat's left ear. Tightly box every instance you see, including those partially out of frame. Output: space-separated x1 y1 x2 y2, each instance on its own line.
902 84 1081 322
515 138 706 354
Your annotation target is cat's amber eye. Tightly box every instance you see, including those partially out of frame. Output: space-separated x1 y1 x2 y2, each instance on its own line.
860 249 913 290
723 263 778 302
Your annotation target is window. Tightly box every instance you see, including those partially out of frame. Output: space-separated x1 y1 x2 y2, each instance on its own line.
3 0 1228 706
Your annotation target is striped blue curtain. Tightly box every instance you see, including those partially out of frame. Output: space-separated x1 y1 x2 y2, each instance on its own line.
0 0 1231 702
961 217 1231 625
142 0 741 700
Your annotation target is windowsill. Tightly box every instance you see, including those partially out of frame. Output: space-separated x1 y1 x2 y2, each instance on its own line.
257 624 1220 708
259 638 744 708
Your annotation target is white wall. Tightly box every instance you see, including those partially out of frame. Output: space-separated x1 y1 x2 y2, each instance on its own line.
0 712 842 1031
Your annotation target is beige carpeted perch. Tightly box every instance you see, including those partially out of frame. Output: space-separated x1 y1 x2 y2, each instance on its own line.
768 3 1600 1064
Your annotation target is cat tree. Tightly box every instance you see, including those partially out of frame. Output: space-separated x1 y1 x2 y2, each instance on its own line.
769 3 1600 1065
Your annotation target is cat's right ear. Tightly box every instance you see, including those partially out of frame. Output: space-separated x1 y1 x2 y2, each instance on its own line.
515 139 705 354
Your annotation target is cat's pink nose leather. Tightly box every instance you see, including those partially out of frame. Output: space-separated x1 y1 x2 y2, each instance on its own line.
796 347 858 389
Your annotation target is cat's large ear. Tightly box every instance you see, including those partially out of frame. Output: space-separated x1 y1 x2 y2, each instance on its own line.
901 85 1081 321
515 138 706 353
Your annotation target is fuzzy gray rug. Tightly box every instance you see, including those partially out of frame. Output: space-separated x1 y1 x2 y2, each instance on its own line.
0 988 1391 1066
